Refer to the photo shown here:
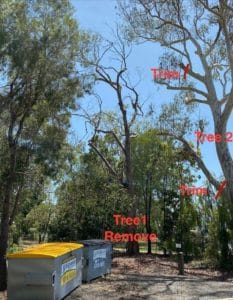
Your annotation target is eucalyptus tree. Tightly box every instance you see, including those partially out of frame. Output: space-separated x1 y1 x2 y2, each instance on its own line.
119 0 233 205
78 32 144 254
0 0 86 290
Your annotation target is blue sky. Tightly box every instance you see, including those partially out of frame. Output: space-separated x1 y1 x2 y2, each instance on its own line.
70 0 233 183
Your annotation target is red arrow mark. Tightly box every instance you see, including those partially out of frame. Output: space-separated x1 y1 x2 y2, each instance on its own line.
215 180 227 200
183 64 190 80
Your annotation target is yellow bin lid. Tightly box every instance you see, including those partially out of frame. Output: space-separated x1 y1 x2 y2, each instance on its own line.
7 243 83 259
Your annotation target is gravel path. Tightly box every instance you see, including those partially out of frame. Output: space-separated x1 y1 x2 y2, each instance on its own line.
67 255 233 300
67 272 233 300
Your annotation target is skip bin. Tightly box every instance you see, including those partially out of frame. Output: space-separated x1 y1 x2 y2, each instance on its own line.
78 239 112 282
7 242 83 300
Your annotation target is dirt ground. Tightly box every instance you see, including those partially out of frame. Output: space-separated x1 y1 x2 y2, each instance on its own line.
67 254 233 300
2 254 233 299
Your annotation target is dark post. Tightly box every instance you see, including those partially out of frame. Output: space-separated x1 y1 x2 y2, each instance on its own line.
178 251 184 275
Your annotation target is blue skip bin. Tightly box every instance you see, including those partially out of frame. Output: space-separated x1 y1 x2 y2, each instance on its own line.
78 239 112 282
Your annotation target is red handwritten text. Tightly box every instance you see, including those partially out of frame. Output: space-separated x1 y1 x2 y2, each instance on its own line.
179 184 208 196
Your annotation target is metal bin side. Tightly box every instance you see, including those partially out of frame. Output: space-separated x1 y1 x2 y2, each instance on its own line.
7 242 83 300
78 239 112 282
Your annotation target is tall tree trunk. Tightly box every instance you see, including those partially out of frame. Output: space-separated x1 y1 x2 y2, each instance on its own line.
0 137 16 290
163 177 167 256
0 189 11 291
215 139 233 200
145 172 152 254
212 105 233 268
213 104 233 201
0 206 10 291
89 47 141 255
126 205 139 255
125 130 139 255
125 191 139 254
146 216 152 254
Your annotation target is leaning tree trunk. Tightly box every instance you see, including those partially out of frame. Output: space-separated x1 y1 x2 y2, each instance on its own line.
215 139 233 200
211 105 233 266
213 104 233 202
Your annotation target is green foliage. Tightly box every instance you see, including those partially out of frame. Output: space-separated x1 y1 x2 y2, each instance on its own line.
0 0 93 289
176 199 199 258
7 244 23 255
49 149 131 241
131 128 199 256
205 207 221 266
25 200 55 243
0 0 90 222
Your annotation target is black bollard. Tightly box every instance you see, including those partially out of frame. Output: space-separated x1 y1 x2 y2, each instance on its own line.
178 251 184 275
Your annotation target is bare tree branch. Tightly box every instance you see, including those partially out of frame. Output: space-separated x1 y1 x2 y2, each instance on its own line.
88 141 119 177
185 98 209 105
157 130 220 190
156 80 208 98
96 129 126 154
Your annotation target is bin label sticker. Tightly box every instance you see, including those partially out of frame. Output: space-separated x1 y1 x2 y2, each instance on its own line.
93 249 106 269
93 249 106 260
60 257 77 286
